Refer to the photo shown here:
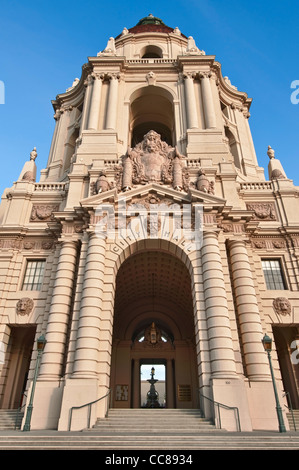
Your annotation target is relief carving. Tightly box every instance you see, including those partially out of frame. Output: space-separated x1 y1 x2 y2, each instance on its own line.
246 203 276 221
16 298 34 316
121 130 189 192
30 204 59 222
273 297 291 316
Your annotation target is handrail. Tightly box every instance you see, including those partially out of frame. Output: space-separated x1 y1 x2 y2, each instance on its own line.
198 390 241 432
68 389 111 431
15 392 27 429
283 391 296 431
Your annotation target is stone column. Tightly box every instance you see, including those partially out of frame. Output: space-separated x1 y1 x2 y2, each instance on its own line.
183 72 198 129
201 231 237 378
88 73 104 130
80 74 93 131
199 72 216 129
105 73 120 130
39 239 78 379
72 231 106 378
227 239 269 380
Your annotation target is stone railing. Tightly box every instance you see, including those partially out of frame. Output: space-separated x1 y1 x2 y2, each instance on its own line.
34 182 67 192
239 181 273 191
127 58 176 65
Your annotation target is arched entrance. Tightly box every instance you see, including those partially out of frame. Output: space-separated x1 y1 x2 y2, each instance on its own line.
110 248 198 409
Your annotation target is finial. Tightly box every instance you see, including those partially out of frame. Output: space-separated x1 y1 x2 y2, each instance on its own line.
267 145 275 159
30 147 37 161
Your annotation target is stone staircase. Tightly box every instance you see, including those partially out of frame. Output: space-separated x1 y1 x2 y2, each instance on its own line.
287 409 299 431
92 408 216 434
0 409 24 430
0 408 299 449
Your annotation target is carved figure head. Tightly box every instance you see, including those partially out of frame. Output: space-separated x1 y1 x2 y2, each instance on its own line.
143 130 162 153
16 298 34 316
273 297 291 316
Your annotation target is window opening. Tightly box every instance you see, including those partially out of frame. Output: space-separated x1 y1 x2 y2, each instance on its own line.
262 259 286 290
22 260 45 291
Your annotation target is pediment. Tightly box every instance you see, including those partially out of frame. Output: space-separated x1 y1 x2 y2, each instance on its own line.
80 182 227 211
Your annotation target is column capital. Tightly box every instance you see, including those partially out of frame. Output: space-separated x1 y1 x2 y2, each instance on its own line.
183 71 197 80
106 72 121 81
198 71 212 79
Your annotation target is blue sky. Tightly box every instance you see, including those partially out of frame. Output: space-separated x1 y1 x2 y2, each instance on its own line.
0 0 298 196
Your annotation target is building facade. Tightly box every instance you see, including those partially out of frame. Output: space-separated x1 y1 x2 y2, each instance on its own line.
0 15 299 432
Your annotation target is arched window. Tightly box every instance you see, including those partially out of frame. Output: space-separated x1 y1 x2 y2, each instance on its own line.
140 45 163 58
130 86 174 147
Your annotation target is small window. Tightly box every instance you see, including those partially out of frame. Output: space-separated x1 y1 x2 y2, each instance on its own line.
262 259 286 290
22 260 45 291
140 45 163 58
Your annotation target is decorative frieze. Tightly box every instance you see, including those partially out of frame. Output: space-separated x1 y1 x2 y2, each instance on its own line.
251 238 286 250
30 204 59 222
246 202 277 221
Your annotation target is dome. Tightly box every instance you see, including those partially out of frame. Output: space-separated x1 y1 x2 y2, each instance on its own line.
116 14 187 38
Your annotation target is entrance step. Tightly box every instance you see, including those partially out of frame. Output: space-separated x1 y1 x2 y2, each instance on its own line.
287 410 299 431
0 410 24 430
92 408 217 433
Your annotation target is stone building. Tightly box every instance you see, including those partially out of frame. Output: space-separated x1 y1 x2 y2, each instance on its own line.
0 14 298 432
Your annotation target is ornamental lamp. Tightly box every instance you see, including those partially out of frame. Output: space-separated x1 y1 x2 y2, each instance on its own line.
262 333 272 352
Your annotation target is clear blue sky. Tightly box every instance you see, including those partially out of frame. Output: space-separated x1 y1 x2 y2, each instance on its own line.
0 0 298 196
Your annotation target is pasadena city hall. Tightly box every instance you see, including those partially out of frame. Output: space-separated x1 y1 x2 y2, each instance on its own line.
0 14 299 434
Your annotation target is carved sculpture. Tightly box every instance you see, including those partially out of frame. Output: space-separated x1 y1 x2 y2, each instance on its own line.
91 171 112 194
16 298 34 316
30 204 59 221
246 203 276 220
273 297 291 316
196 169 214 194
121 130 189 192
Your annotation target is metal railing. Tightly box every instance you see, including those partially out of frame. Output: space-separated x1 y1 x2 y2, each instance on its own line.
283 391 297 431
15 393 27 429
199 390 241 432
68 389 111 431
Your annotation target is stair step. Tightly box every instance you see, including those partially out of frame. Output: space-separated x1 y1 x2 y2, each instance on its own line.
0 410 24 430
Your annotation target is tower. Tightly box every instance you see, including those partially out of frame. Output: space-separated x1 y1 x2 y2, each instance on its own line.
0 15 298 432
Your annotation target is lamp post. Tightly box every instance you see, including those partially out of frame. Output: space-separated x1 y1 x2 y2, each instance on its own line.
262 333 286 433
23 334 47 431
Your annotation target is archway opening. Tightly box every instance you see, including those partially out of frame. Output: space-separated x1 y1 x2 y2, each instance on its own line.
140 45 163 58
110 247 197 409
130 86 174 147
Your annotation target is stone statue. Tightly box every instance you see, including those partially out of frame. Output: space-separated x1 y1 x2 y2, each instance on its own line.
267 145 275 159
121 130 189 192
93 171 111 194
196 169 214 194
30 147 37 161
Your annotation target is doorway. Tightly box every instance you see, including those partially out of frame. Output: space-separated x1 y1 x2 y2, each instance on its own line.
110 247 198 409
140 361 166 407
0 326 36 409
